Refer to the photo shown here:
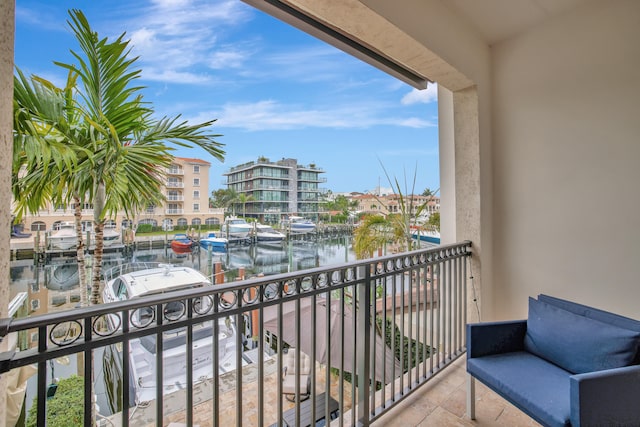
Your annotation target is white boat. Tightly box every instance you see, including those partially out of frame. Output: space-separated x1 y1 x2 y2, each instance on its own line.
255 223 286 243
102 262 241 403
221 217 253 239
48 222 77 250
102 226 121 247
284 216 316 234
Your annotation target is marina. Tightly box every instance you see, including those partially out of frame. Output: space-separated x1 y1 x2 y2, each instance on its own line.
10 233 360 419
9 226 438 424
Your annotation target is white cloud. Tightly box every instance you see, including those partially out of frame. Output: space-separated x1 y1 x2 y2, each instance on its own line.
141 68 212 84
188 100 437 131
115 0 253 84
401 83 438 105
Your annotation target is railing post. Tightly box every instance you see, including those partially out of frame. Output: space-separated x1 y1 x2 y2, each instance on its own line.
357 264 371 426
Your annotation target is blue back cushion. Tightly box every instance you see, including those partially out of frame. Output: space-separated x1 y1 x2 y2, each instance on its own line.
538 294 640 332
524 297 640 374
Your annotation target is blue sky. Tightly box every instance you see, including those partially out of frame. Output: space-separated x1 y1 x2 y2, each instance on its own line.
14 0 439 195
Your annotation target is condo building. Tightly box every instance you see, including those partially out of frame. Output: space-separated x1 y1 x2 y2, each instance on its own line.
15 157 224 233
224 157 326 223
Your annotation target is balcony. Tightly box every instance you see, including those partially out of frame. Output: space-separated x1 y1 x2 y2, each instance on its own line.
166 168 184 176
166 181 184 189
166 195 184 202
165 208 184 215
0 242 476 426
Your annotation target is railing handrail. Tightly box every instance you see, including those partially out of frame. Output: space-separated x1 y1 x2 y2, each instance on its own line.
0 240 472 427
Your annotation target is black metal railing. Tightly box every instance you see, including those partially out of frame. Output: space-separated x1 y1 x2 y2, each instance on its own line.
0 241 471 426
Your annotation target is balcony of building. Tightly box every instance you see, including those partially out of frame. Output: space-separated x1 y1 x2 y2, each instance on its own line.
166 194 185 202
2 0 639 426
166 167 184 176
165 208 185 215
0 242 482 427
165 181 184 189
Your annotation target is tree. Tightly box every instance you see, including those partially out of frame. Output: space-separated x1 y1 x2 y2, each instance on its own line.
353 163 431 258
13 10 226 304
427 212 440 231
353 214 392 258
210 188 238 209
13 68 93 303
422 187 435 197
236 193 254 218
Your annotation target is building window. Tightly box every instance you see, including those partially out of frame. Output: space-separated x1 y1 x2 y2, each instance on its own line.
193 190 200 199
192 218 202 226
177 218 188 226
193 178 200 186
193 165 200 174
193 203 200 212
205 217 220 225
30 221 47 231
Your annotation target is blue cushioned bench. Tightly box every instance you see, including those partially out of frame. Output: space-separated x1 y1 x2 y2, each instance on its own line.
466 294 640 427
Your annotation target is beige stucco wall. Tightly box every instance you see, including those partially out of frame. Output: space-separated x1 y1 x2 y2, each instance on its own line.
490 0 640 319
362 0 494 319
0 1 14 423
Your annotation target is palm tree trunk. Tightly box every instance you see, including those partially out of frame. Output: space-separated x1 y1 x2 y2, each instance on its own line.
90 220 104 305
73 195 88 306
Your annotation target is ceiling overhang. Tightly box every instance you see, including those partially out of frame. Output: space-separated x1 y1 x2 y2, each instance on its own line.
243 0 432 90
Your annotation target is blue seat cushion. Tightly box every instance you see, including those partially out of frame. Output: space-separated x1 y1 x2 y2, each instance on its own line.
524 297 640 374
468 351 571 427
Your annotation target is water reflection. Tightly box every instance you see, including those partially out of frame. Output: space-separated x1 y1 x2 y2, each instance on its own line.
12 236 356 417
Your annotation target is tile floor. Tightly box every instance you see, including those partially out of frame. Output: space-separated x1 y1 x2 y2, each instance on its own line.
371 357 541 427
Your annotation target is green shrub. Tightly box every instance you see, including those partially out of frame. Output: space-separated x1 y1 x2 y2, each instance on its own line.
27 375 84 427
135 223 153 233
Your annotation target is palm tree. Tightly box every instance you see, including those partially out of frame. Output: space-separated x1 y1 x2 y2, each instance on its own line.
13 69 96 303
13 10 226 304
352 163 431 258
353 214 392 258
237 193 254 218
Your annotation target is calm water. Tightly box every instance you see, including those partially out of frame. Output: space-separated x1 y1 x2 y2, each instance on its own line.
12 235 356 418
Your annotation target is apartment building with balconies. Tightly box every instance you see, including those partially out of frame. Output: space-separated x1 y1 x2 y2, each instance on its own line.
16 156 224 233
224 157 326 223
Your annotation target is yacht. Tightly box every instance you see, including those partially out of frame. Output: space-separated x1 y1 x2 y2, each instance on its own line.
284 216 316 234
102 262 240 403
48 222 77 250
255 223 286 243
221 217 253 239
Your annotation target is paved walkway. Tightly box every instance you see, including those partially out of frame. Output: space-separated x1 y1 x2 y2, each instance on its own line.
106 355 539 427
105 355 353 426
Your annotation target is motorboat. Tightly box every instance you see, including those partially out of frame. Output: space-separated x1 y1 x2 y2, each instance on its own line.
101 262 241 403
283 216 316 234
221 217 253 239
48 222 77 250
170 233 194 251
255 223 286 243
102 226 121 247
199 232 228 252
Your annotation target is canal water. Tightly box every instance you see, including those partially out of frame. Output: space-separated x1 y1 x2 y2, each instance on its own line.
10 235 358 419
